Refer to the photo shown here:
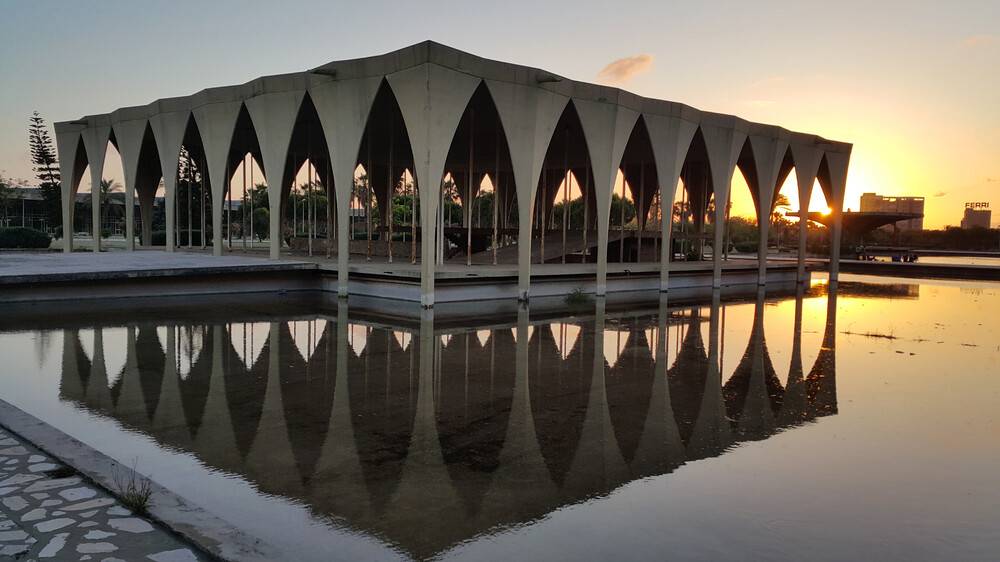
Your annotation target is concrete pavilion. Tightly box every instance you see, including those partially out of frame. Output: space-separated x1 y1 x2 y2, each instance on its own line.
54 41 851 307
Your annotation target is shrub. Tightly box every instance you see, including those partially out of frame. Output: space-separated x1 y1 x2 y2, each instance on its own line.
150 230 202 246
0 227 52 249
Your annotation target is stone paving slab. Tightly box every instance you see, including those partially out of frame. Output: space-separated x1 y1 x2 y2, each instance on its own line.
0 427 205 561
0 251 315 285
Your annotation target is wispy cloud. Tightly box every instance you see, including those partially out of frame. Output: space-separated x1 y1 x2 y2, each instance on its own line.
962 34 997 48
597 54 654 84
933 191 948 197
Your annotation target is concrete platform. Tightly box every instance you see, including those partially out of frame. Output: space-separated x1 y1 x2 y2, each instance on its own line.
834 258 1000 280
0 251 315 284
0 251 807 314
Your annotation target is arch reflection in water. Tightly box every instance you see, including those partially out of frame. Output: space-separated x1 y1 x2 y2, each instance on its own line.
57 289 838 560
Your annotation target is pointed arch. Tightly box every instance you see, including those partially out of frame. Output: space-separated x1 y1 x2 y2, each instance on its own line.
222 104 267 249
531 100 598 264
441 81 519 265
353 79 417 263
174 114 211 247
614 116 659 262
280 92 336 255
132 123 164 246
672 127 714 261
733 138 760 220
93 133 127 242
80 125 112 251
67 137 90 236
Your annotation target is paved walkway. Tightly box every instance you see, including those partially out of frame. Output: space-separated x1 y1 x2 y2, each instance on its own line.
0 426 204 561
0 251 314 284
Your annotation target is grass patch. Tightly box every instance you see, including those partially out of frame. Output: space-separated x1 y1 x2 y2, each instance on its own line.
112 459 153 515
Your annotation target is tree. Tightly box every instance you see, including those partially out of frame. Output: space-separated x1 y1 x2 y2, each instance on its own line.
0 173 12 224
252 207 269 242
770 193 793 246
99 178 120 226
28 112 61 231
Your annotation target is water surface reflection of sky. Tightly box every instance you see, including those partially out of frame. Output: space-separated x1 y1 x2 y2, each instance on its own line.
1 275 998 561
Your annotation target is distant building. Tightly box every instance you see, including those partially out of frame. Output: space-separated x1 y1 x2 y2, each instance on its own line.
0 185 132 234
961 202 991 229
859 192 925 230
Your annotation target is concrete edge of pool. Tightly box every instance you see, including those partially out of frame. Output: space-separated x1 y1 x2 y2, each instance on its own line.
0 251 815 321
0 398 285 562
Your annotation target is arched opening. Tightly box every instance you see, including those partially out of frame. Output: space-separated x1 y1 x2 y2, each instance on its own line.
614 117 659 263
766 149 798 253
771 150 831 258
175 115 210 249
441 82 519 266
722 140 761 260
95 136 126 248
224 104 266 253
533 101 597 264
133 124 163 247
811 155 836 251
352 80 418 264
70 141 94 239
280 93 335 258
66 138 90 238
671 128 713 262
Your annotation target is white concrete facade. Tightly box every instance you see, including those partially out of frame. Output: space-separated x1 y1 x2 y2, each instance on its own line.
54 41 851 307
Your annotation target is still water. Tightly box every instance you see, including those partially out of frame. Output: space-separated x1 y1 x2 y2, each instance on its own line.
913 255 1000 267
1 275 998 561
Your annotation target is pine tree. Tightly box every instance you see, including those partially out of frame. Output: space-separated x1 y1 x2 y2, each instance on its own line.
28 112 61 231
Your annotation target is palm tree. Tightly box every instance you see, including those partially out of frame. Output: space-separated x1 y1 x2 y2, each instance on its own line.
770 193 792 246
99 178 121 227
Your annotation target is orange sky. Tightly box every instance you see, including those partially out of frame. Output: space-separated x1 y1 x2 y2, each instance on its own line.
3 2 996 229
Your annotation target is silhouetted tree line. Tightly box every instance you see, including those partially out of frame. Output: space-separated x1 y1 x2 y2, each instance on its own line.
864 226 1000 251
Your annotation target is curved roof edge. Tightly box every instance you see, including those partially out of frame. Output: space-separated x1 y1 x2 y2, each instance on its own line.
54 40 850 152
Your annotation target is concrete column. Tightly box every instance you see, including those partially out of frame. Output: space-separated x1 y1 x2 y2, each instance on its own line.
81 126 110 253
789 143 823 283
388 63 480 307
138 187 155 246
486 79 566 302
193 102 242 257
645 113 698 292
112 120 147 252
574 99 639 296
124 175 135 250
748 132 789 285
244 90 306 260
824 150 851 283
149 111 190 253
700 121 748 288
309 75 383 298
55 129 82 253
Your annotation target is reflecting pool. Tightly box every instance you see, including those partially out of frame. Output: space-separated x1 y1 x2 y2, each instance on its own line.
1 275 998 561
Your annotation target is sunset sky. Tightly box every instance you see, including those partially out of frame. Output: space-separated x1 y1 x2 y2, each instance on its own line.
1 0 996 228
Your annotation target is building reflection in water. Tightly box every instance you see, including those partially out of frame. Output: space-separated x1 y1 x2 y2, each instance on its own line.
57 288 838 560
